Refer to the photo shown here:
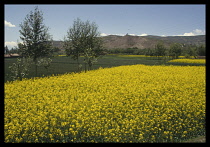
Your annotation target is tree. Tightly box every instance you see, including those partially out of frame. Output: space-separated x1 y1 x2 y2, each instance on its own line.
18 6 53 76
10 47 19 54
84 39 104 71
197 44 205 56
64 18 104 72
9 57 32 81
144 48 155 57
5 46 9 54
155 41 166 58
188 45 198 59
52 47 61 56
169 43 182 59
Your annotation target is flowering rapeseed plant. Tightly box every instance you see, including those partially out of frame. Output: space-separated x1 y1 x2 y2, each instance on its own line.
4 65 205 143
168 59 205 64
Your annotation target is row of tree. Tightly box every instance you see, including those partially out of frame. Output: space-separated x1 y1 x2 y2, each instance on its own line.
4 45 61 56
146 42 205 59
8 7 104 81
108 42 205 58
7 6 206 81
4 46 19 54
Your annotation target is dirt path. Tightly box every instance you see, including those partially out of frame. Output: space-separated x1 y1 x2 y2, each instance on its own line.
184 136 206 143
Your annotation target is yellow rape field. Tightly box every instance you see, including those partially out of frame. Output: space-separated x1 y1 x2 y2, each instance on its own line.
4 65 205 143
168 59 205 64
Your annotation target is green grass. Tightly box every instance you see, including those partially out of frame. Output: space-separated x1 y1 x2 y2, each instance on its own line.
4 55 204 82
166 62 205 66
4 55 163 82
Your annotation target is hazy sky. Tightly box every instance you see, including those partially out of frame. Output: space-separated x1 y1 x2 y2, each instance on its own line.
5 4 205 49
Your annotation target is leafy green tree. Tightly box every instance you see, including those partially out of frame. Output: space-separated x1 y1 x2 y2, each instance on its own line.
5 46 9 54
188 46 198 59
84 42 104 71
144 48 155 56
63 18 84 68
9 58 32 81
64 18 104 72
18 6 53 76
9 47 19 54
155 41 166 58
169 43 182 59
52 47 61 56
197 44 205 56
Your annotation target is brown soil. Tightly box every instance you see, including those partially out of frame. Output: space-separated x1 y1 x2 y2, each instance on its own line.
183 136 206 143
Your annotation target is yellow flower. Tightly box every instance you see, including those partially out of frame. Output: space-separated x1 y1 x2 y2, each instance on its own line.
168 59 205 64
4 64 205 143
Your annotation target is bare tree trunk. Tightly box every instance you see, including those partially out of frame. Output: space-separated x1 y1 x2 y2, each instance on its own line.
35 62 38 77
76 57 80 72
17 63 22 81
84 63 87 73
33 58 38 77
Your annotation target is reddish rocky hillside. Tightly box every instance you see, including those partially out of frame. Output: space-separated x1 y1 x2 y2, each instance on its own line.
52 35 205 51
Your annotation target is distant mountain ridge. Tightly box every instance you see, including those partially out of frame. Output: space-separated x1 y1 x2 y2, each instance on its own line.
101 35 205 49
52 35 205 51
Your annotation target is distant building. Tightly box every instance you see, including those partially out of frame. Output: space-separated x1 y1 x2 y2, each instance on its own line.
4 54 20 58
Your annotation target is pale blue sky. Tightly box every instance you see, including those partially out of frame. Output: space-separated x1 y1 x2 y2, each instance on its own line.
5 4 205 49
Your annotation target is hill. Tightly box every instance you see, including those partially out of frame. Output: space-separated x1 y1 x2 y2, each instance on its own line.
102 35 205 49
145 35 205 45
52 35 205 51
102 35 163 49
